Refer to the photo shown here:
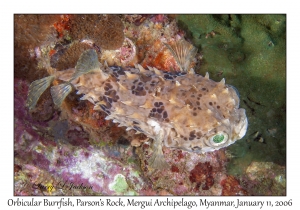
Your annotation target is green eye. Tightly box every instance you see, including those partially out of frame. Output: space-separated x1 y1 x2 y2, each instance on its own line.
213 134 224 143
209 132 228 146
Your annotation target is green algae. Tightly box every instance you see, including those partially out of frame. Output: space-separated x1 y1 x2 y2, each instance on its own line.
108 173 138 195
177 14 286 176
108 173 139 195
109 174 129 194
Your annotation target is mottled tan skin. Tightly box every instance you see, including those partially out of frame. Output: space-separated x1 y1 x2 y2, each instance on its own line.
57 63 247 169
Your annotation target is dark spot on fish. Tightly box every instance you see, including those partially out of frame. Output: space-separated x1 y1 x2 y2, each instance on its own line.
154 102 159 107
202 88 206 91
136 89 146 96
217 105 220 109
164 74 173 80
189 131 196 140
118 70 125 75
136 86 143 91
163 111 168 118
107 83 113 89
140 74 152 82
154 113 161 119
133 121 139 124
196 101 200 105
157 108 163 113
193 113 197 116
196 131 202 138
209 102 213 106
114 95 119 101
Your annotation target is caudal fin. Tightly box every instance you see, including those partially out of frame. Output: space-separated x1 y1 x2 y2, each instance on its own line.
26 76 55 110
164 39 197 72
50 83 72 107
70 49 100 81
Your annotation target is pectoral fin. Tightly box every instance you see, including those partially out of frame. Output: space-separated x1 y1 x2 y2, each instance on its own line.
50 83 72 107
148 130 169 170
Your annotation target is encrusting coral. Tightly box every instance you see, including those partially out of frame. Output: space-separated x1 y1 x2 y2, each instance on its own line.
69 15 124 50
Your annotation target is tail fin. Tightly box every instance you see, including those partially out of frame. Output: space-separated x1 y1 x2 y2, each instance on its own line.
26 76 55 110
50 83 72 107
164 39 197 72
70 49 100 81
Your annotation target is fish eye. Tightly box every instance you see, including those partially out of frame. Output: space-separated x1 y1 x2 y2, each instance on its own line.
213 134 224 143
209 132 228 146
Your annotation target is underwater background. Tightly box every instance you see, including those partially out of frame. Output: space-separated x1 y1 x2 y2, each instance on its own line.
14 14 286 195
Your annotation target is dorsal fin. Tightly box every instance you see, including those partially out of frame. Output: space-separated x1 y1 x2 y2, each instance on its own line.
71 49 100 81
164 39 197 72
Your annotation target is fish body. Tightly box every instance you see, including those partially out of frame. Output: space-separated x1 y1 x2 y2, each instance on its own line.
26 40 248 169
